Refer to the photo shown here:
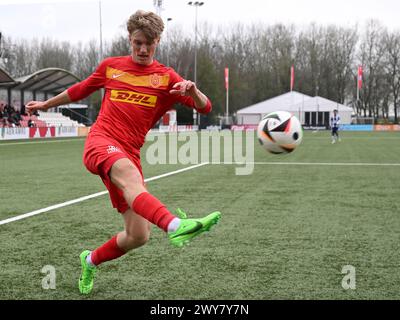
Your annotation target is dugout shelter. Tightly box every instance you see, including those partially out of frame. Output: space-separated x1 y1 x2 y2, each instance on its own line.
0 67 80 107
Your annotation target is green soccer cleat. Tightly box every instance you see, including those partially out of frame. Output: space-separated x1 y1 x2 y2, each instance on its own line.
169 210 221 247
78 250 96 295
175 208 188 219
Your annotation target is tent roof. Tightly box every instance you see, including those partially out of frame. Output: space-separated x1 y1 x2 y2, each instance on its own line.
237 91 353 114
12 68 80 93
291 96 353 112
237 91 312 114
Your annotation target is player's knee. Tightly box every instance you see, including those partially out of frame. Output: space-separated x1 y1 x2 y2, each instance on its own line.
110 160 142 190
125 232 150 249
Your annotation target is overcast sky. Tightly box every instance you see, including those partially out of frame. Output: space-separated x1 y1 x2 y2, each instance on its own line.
1 0 400 44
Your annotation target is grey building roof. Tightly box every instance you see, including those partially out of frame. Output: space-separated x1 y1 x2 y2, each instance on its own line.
13 68 80 93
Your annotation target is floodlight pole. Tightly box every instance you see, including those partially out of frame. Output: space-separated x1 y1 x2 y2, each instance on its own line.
154 0 164 17
188 1 204 127
99 1 103 62
91 0 104 124
166 18 172 67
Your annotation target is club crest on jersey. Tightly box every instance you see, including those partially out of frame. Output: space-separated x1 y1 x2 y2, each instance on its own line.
110 90 157 108
150 74 162 88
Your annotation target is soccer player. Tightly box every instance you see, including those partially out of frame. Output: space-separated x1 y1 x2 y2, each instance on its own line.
330 109 341 144
25 10 221 295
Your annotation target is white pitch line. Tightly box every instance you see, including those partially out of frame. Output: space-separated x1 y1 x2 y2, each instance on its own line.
252 162 400 166
144 162 209 182
220 162 400 166
0 191 109 226
0 138 85 147
0 162 209 226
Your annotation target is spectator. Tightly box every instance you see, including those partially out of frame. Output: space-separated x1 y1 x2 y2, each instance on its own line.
20 104 27 116
11 112 21 127
14 110 21 121
28 119 35 127
2 108 9 121
7 115 14 126
5 104 14 115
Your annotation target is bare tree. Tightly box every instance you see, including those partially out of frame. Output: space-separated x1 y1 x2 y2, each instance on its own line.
1 37 37 77
323 25 358 104
357 20 387 118
105 35 130 58
36 38 73 70
73 39 100 79
295 24 324 96
383 31 400 123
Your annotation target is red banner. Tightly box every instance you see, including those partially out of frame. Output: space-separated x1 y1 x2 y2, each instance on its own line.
290 65 294 91
358 65 363 89
374 125 400 131
29 127 56 138
224 67 229 90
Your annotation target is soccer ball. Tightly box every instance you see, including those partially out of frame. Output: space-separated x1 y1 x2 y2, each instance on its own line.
257 111 303 154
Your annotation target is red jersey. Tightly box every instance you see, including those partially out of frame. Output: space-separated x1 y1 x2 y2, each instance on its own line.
67 56 211 150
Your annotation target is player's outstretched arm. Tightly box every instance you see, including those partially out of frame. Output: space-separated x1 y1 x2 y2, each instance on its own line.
169 80 208 111
26 90 72 115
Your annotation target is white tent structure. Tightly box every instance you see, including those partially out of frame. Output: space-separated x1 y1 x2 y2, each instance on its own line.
291 96 353 127
236 91 312 125
236 91 353 127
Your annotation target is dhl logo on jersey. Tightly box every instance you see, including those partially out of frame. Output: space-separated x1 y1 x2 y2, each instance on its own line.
110 90 157 108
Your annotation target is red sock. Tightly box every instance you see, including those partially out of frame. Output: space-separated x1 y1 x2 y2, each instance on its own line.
91 235 126 266
132 192 176 232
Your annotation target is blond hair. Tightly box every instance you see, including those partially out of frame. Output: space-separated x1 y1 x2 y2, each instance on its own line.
127 10 164 43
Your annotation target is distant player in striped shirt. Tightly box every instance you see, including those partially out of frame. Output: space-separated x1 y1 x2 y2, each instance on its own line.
25 10 221 295
330 109 341 144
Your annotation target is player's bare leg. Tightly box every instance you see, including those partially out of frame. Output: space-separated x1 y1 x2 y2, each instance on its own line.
110 158 147 206
117 208 151 252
